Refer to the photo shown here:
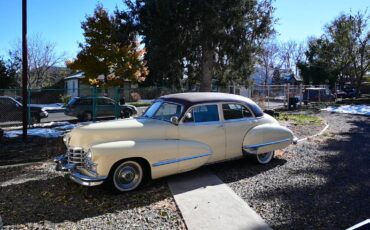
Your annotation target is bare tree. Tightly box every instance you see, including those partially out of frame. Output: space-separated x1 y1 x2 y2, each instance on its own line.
8 34 66 88
280 40 306 76
258 40 284 85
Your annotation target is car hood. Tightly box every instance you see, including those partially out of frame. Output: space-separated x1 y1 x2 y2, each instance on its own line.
67 118 173 149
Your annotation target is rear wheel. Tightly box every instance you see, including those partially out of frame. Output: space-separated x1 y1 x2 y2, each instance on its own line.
256 151 274 164
30 114 40 124
108 160 144 193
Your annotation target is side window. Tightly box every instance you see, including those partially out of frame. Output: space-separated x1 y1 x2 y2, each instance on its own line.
183 104 219 123
98 98 111 105
222 103 253 120
105 98 115 105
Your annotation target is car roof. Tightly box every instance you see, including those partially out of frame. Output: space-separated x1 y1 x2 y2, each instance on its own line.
160 92 257 107
76 96 112 99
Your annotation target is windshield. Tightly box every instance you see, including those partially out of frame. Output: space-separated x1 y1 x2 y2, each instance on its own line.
143 101 183 122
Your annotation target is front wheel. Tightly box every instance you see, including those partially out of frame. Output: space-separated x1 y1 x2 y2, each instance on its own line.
109 160 144 192
256 151 274 164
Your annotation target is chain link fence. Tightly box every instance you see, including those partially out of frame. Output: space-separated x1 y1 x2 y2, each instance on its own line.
0 84 335 128
250 84 334 110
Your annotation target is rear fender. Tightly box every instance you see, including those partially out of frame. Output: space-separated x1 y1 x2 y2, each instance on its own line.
243 124 295 154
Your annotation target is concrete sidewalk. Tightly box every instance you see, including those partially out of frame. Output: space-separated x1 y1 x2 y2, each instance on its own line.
168 169 271 230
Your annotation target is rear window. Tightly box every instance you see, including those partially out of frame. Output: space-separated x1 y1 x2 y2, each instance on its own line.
248 102 264 117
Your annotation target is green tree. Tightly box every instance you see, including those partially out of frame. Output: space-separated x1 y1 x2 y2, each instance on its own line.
298 11 369 92
297 38 338 86
119 0 275 91
0 58 18 89
67 5 148 87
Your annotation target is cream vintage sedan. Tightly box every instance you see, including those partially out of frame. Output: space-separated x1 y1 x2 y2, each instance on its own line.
55 92 297 192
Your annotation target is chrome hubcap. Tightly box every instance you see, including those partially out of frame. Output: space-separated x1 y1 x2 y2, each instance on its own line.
120 168 135 183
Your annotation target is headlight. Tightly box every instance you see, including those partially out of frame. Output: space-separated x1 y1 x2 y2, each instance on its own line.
63 134 71 145
84 149 97 174
85 149 92 160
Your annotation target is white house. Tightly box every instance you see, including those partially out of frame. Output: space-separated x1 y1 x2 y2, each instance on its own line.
64 72 85 98
64 72 137 99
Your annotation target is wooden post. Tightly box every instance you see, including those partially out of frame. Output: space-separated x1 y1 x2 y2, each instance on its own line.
22 0 28 140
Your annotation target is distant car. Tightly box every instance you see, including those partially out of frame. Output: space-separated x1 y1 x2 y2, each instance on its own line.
343 87 358 98
335 90 348 98
0 96 48 124
303 88 335 104
64 96 137 121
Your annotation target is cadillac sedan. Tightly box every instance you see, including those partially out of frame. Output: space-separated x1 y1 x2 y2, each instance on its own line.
55 92 297 192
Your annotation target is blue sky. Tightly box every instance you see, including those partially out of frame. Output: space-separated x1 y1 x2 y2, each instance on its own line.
0 0 368 61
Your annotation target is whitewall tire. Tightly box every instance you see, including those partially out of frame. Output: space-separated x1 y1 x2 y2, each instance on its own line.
256 151 274 164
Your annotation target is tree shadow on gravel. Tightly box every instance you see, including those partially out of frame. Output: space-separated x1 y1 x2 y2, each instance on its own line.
248 116 370 229
0 176 171 226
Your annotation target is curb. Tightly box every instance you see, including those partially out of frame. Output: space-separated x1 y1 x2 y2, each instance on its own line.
297 119 329 143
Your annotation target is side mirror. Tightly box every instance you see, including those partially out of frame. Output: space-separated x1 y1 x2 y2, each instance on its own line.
170 116 179 125
185 112 192 119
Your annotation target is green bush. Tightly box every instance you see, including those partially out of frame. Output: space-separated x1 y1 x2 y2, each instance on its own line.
60 94 72 106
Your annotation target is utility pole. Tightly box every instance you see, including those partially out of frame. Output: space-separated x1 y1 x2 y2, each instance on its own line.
22 0 28 140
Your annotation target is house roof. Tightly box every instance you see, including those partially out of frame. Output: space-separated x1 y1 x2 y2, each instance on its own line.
64 72 131 82
64 72 85 80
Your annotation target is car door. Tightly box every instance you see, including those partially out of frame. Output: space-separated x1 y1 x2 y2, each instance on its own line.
222 103 256 159
178 103 226 171
97 98 115 116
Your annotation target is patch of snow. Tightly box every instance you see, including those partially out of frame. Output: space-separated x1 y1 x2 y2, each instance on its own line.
321 104 370 116
4 128 64 138
4 120 100 139
29 103 65 111
3 121 71 130
4 121 78 138
54 124 77 130
37 121 70 128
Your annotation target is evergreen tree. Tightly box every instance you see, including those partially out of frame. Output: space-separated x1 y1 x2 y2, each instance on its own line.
118 0 275 91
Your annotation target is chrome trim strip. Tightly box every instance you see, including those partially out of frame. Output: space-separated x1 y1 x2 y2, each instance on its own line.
70 172 106 186
243 138 291 150
152 153 211 167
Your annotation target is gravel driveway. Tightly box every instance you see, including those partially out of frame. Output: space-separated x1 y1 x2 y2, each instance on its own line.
213 112 370 229
1 111 368 229
0 162 186 229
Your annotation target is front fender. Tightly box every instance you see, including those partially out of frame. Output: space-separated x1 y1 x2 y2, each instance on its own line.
243 124 295 154
90 139 211 179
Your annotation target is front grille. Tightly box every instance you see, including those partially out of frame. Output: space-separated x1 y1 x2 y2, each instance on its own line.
67 148 85 166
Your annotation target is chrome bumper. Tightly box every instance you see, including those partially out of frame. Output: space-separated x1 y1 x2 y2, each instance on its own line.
54 155 106 186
